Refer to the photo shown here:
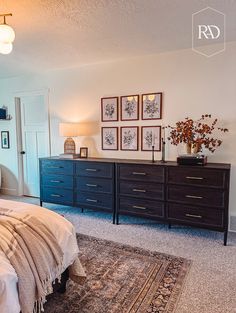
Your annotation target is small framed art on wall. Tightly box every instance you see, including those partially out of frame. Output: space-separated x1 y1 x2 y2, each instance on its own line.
1 131 10 149
120 95 139 121
141 126 161 151
120 126 139 151
101 97 119 122
102 127 118 150
142 92 162 120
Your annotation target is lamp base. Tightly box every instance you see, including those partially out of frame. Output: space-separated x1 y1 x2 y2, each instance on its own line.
64 137 76 154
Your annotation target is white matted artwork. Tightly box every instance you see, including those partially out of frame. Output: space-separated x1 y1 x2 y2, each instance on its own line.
141 126 161 151
121 127 139 151
120 95 139 121
101 97 119 122
101 127 118 150
142 93 162 120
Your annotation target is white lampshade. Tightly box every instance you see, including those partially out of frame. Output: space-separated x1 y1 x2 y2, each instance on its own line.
0 42 13 54
59 123 79 137
0 24 15 43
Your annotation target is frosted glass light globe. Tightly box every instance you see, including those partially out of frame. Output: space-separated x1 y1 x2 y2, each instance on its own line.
0 42 13 54
0 24 15 43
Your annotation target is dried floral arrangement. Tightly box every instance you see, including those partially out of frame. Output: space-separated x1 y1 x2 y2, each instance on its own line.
167 114 228 153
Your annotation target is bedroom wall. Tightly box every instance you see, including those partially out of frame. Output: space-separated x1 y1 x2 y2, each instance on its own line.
0 41 235 227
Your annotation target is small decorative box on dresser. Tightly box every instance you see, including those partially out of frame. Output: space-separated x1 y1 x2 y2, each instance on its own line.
40 157 230 245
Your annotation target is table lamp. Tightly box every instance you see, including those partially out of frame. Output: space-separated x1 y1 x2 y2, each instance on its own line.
59 123 79 158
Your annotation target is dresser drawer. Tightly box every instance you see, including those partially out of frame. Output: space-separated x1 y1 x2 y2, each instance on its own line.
42 174 73 189
76 162 113 178
118 164 164 183
167 185 225 208
167 203 224 228
76 177 113 194
119 181 164 200
41 160 74 175
119 197 164 218
76 192 113 210
41 187 73 205
167 167 226 188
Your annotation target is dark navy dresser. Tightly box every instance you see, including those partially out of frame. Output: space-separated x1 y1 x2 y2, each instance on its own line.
40 157 230 245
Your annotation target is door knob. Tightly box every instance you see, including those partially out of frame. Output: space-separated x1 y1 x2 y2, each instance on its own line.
20 151 26 154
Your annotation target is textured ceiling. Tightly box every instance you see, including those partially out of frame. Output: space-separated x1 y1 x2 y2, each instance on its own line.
0 0 236 78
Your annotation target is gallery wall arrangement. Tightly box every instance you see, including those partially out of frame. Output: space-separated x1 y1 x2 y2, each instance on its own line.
101 92 163 152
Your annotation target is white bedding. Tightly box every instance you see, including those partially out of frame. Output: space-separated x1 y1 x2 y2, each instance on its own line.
0 199 79 313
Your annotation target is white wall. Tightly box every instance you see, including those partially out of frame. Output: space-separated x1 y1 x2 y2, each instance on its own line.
0 42 235 223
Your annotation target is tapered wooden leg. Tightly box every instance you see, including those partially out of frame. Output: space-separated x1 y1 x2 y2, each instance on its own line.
224 231 228 246
81 208 84 213
116 212 119 225
168 223 171 229
40 200 43 207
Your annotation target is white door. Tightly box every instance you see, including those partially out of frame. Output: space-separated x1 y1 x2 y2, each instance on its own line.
19 92 50 197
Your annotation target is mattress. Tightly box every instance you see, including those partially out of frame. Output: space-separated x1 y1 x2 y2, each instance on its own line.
0 199 79 313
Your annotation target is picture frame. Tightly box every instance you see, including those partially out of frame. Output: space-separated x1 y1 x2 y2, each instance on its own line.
80 147 88 158
1 131 10 149
141 92 162 120
101 127 118 150
120 95 139 121
120 126 139 151
141 126 161 151
101 97 119 122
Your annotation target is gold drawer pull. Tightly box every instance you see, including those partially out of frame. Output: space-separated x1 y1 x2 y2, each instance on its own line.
132 189 146 193
186 176 204 180
86 184 98 187
132 205 147 210
50 180 62 183
185 213 202 219
86 198 98 203
132 172 147 176
48 166 63 169
185 195 203 199
51 194 62 198
86 168 97 172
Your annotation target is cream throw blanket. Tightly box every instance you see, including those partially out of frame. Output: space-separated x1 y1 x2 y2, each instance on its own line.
0 207 64 313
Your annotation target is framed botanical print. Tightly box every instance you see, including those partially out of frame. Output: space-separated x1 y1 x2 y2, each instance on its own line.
102 127 118 150
142 92 162 120
1 131 10 149
120 126 139 151
141 126 161 151
120 95 139 121
101 97 119 122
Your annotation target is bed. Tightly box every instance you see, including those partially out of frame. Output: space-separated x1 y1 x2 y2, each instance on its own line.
0 199 85 313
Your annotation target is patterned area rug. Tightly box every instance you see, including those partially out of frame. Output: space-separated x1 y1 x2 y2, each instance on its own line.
44 234 191 313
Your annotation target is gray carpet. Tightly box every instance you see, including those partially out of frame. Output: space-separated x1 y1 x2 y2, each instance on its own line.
1 195 236 313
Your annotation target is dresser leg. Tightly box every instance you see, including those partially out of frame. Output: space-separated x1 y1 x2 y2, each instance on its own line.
168 223 171 229
116 213 119 225
81 208 84 213
224 231 228 246
40 200 42 207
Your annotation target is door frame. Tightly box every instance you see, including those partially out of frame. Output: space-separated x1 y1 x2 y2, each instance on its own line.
15 89 51 196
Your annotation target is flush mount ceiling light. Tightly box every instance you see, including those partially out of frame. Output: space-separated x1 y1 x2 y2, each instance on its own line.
0 13 15 54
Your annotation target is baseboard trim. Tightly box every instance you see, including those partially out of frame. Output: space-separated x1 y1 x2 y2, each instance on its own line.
230 215 236 232
0 188 18 196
